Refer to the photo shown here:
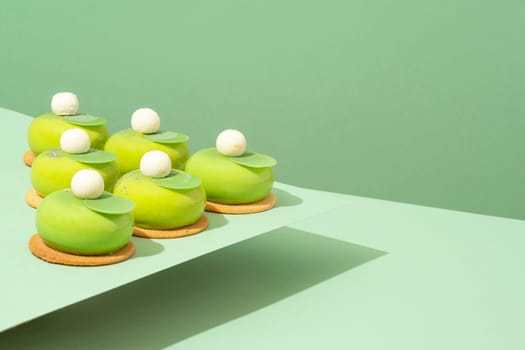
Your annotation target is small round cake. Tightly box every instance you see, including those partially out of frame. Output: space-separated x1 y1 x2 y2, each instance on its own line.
34 169 135 257
113 150 207 236
104 108 189 174
185 129 277 211
27 92 109 160
30 129 119 201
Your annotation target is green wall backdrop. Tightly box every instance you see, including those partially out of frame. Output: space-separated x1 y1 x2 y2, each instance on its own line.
1 0 524 219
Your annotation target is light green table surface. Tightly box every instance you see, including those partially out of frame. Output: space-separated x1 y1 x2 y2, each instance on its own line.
2 182 524 349
0 108 350 332
1 108 525 348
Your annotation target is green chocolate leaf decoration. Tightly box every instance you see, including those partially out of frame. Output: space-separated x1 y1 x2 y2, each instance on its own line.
144 130 189 144
64 114 106 126
230 151 277 168
152 171 201 190
84 192 135 214
70 150 116 164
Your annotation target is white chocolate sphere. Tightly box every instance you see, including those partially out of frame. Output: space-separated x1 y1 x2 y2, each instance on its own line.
51 92 79 116
60 128 91 154
131 108 160 134
71 169 104 199
140 150 172 178
216 129 246 156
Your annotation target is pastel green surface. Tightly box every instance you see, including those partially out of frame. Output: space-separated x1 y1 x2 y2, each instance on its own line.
27 113 108 154
36 190 133 255
2 108 525 349
2 0 525 346
104 129 189 174
113 170 206 229
2 108 351 332
31 148 119 196
185 148 274 204
2 0 524 220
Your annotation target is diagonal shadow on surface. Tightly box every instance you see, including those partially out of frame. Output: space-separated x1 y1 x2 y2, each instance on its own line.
0 227 386 349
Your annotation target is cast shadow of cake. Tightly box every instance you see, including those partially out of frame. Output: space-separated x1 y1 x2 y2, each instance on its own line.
273 187 302 207
206 212 228 230
0 227 386 349
130 237 165 258
130 213 228 258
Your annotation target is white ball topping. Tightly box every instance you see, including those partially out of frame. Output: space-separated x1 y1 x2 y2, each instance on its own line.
71 169 104 199
216 129 246 156
140 150 172 178
51 92 79 116
131 108 160 134
60 128 91 154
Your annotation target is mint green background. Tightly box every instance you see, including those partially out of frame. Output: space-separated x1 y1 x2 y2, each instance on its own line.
1 0 524 220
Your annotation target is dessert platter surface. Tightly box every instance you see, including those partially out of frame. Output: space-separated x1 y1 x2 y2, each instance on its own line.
0 107 352 332
2 108 525 350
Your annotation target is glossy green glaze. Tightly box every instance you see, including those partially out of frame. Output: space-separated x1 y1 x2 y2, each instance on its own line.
113 170 205 229
185 148 274 204
104 129 189 174
27 113 108 154
31 149 119 196
36 190 133 255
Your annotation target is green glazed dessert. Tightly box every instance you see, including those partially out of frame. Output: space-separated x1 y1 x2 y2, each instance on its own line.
104 108 189 174
185 129 277 206
36 169 135 255
113 150 206 231
27 92 108 157
31 128 119 198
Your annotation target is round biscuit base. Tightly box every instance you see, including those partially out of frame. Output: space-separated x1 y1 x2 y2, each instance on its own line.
26 188 43 209
29 234 135 266
205 192 277 214
133 215 209 239
23 150 35 167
